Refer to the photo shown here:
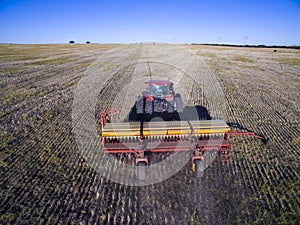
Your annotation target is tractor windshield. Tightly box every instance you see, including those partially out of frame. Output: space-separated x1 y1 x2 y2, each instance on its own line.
150 84 173 96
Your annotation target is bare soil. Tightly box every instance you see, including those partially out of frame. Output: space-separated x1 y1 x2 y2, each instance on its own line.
0 44 299 224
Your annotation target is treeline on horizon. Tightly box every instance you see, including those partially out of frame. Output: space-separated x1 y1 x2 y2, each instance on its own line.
191 43 300 50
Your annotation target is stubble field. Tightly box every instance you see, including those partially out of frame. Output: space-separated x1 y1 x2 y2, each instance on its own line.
0 43 299 224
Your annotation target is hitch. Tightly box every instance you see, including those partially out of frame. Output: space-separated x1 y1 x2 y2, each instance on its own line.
227 128 269 145
100 108 120 129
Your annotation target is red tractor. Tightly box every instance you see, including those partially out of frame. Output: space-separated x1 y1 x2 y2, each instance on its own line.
136 80 184 116
99 79 269 180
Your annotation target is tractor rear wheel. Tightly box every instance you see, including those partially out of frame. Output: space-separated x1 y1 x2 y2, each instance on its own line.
145 100 153 114
167 101 174 113
137 161 147 180
136 97 144 114
194 159 204 177
175 94 183 113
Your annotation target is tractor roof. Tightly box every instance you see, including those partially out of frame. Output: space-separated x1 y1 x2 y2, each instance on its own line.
148 80 173 85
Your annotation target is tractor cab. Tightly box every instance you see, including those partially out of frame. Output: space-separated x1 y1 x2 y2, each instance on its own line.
147 80 174 99
136 79 183 115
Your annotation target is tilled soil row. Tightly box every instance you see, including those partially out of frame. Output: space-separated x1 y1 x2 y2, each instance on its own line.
91 45 229 224
188 46 299 224
0 44 299 225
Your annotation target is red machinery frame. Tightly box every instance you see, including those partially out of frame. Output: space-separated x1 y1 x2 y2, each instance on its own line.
100 109 266 169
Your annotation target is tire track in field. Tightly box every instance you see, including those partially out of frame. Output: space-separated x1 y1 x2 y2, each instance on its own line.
121 45 225 224
83 44 227 224
72 45 144 225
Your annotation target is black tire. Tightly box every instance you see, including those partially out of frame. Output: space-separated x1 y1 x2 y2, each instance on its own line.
145 100 153 114
175 94 184 113
137 161 147 180
167 101 174 113
194 159 204 177
173 112 180 121
136 97 144 114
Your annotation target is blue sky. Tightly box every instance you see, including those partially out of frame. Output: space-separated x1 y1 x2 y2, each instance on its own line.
0 0 299 45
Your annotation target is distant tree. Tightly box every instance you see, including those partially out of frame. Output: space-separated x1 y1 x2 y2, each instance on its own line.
86 41 91 44
273 49 277 52
69 40 75 44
